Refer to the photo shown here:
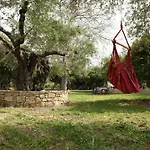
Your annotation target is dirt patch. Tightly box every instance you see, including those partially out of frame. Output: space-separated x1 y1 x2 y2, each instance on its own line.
122 99 150 107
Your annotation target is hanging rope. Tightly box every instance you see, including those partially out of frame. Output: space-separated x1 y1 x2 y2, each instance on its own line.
113 21 131 50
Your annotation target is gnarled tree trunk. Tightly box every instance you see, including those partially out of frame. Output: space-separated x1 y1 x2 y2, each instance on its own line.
0 1 66 91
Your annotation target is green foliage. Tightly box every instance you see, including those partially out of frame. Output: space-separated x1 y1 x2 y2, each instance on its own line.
44 82 61 90
87 66 106 88
68 38 96 76
0 0 123 52
46 37 97 90
49 54 110 90
131 33 150 87
100 57 110 80
126 0 150 37
67 65 108 90
69 57 110 90
0 63 12 90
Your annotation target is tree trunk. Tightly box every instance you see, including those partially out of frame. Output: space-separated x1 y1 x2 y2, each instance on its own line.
61 71 67 91
16 62 29 90
15 52 38 91
61 56 67 91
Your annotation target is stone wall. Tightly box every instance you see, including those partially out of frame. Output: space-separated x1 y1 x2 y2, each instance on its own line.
0 90 68 107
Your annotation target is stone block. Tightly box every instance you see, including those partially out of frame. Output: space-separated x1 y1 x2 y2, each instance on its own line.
41 102 46 107
35 97 41 102
48 93 55 98
16 96 25 103
40 94 45 98
53 101 61 107
26 97 35 103
4 96 13 101
45 101 54 107
42 98 48 102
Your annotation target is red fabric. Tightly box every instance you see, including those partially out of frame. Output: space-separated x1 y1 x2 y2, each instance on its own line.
107 41 140 94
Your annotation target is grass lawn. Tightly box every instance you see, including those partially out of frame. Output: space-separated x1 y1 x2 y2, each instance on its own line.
0 91 150 150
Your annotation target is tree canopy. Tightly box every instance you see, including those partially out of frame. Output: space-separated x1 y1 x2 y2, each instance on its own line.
124 0 150 38
131 32 150 87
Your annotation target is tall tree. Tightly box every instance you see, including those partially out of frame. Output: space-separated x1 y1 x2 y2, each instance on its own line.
131 32 150 87
0 1 66 90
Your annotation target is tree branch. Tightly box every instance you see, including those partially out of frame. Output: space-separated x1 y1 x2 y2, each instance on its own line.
0 1 29 47
39 50 66 58
0 37 14 52
17 0 29 44
0 26 14 44
12 0 29 61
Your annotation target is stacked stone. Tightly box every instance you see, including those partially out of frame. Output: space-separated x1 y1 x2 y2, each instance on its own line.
0 90 68 107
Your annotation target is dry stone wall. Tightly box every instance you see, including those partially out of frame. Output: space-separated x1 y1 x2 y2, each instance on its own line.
0 90 68 107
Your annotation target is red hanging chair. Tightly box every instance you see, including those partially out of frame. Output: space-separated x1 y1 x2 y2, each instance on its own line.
107 23 140 94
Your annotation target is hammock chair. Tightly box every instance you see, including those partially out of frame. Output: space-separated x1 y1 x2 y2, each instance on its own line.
107 23 140 94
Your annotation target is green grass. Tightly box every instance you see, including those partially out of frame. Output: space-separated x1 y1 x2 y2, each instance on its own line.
0 91 150 150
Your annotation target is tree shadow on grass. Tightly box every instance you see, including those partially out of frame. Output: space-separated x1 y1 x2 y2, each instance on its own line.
69 99 150 114
1 119 150 150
